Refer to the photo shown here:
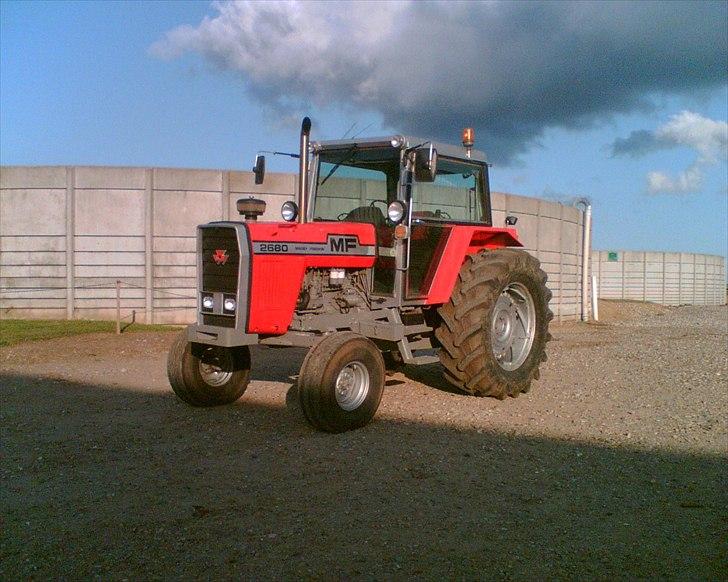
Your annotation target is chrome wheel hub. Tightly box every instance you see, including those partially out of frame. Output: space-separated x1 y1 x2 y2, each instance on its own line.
335 361 370 411
490 282 536 371
198 347 234 387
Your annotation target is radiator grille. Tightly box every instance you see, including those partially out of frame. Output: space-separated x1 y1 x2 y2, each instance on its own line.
202 314 236 328
201 227 240 293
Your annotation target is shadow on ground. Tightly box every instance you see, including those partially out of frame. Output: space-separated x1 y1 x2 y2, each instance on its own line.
1 372 725 580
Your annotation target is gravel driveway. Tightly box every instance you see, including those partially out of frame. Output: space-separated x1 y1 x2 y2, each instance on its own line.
1 302 726 580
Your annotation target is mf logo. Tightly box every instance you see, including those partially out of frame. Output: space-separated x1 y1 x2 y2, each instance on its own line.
329 236 357 253
212 249 229 265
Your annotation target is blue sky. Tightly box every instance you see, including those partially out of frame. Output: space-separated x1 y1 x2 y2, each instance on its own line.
1 0 726 258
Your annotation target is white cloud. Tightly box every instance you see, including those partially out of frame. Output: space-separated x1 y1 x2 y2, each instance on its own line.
639 111 728 195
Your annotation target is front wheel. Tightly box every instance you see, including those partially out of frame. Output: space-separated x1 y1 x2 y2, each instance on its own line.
167 330 251 406
435 249 553 399
298 332 385 433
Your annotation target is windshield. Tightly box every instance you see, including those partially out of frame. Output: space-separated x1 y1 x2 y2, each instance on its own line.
312 147 400 225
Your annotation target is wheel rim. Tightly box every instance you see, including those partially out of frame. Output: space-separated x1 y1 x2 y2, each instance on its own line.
490 282 536 371
198 347 234 387
334 361 370 411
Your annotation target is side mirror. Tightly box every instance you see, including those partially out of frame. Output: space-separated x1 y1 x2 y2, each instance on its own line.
505 215 518 226
253 155 266 185
414 145 437 182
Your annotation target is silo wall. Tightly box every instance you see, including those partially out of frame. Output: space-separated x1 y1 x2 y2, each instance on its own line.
1 166 587 323
592 250 725 306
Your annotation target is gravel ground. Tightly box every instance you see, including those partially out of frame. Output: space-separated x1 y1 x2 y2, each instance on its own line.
1 301 726 580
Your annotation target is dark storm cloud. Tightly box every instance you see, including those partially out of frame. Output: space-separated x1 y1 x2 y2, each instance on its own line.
152 0 728 164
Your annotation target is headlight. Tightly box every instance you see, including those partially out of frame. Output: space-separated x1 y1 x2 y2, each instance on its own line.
201 295 214 311
281 200 299 222
223 297 236 313
387 200 406 224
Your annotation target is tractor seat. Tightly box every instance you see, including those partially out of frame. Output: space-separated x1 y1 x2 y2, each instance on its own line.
344 206 387 227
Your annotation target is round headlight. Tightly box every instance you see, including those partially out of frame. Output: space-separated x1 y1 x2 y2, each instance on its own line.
281 201 299 222
202 296 214 310
223 298 236 312
387 200 406 224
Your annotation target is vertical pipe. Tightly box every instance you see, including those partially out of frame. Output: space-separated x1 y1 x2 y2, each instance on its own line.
591 274 599 321
298 117 312 223
574 198 592 321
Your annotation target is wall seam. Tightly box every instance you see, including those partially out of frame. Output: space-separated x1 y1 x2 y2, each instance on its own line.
145 168 154 324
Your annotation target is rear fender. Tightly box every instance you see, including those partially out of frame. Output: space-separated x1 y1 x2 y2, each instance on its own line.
424 226 522 305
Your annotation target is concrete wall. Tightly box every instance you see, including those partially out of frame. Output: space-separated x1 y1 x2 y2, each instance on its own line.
592 250 726 306
1 166 587 322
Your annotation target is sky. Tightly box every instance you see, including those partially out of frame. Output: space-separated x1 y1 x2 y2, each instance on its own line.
1 0 727 258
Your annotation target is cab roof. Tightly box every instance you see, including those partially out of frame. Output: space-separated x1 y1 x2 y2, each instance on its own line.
312 135 488 164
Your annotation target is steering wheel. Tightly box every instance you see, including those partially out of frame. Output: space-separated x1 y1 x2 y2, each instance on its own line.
435 210 451 219
337 212 348 220
370 200 388 210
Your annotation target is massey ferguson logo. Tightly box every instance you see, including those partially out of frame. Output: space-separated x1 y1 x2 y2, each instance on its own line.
212 249 229 265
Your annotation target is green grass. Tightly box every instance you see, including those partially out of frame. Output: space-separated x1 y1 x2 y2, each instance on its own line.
0 319 179 347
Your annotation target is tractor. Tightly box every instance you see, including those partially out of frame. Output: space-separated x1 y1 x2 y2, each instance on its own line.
167 118 552 432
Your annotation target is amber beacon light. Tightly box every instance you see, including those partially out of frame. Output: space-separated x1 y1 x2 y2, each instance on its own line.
462 127 474 158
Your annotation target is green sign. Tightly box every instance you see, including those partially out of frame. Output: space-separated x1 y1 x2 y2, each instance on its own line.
607 251 619 262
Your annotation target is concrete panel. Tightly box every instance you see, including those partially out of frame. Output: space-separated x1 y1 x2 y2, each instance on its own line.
537 217 562 250
490 191 506 212
229 171 296 196
2 265 66 277
0 277 66 289
153 191 221 237
74 265 145 278
0 298 67 308
0 166 67 189
154 265 196 278
1 236 66 252
0 251 65 265
511 214 538 249
0 288 66 299
0 189 66 235
504 194 539 216
75 190 145 236
74 166 146 189
153 252 196 266
153 168 222 192
75 287 145 299
561 206 581 224
538 199 562 219
561 221 580 252
154 237 196 252
75 252 146 266
75 236 145 252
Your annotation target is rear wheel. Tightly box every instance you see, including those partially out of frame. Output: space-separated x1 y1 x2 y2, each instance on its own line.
435 249 552 398
167 330 251 406
298 332 385 433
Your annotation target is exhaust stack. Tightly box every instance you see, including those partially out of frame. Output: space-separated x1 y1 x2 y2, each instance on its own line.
298 117 312 223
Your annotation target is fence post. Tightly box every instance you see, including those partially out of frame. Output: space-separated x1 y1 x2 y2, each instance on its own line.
116 280 121 335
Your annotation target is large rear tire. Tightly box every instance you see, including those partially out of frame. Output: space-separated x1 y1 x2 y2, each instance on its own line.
167 330 251 406
298 332 385 433
435 249 552 399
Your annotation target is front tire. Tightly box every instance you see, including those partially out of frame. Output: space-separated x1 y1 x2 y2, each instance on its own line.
298 332 385 433
435 249 552 399
167 330 251 406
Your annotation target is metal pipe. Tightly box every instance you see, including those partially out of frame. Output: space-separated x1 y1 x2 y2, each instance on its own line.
574 198 592 322
298 117 312 223
591 274 599 322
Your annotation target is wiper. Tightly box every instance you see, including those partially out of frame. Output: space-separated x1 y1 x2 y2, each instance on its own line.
319 145 357 186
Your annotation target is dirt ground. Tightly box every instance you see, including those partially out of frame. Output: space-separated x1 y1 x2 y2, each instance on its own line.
1 301 726 580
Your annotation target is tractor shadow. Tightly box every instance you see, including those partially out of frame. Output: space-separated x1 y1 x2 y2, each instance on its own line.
2 371 725 581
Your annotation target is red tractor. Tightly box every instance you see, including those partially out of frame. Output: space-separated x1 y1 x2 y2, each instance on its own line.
167 119 552 432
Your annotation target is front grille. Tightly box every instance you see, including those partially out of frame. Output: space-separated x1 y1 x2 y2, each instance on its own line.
201 227 240 293
202 314 236 328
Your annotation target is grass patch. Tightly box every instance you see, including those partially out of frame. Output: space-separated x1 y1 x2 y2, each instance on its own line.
0 319 179 347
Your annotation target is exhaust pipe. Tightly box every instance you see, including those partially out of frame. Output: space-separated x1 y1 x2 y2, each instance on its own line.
298 117 311 223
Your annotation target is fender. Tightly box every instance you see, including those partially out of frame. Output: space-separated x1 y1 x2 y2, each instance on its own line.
245 222 377 334
424 226 522 305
